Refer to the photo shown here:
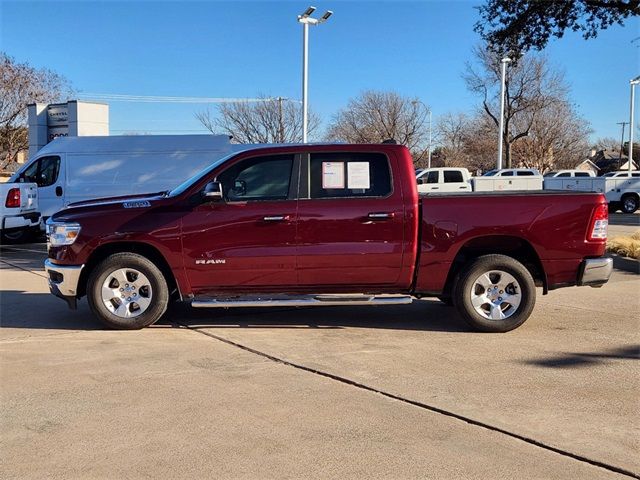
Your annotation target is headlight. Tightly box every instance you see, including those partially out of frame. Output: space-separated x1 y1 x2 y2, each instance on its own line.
46 220 81 247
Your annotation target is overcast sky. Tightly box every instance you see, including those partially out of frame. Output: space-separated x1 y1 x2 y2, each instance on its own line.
2 0 639 142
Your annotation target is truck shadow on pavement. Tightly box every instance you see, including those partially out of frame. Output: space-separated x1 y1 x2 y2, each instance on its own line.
0 290 470 333
169 300 470 333
522 345 640 369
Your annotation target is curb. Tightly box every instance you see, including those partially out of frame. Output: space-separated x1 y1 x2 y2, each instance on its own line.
608 254 640 274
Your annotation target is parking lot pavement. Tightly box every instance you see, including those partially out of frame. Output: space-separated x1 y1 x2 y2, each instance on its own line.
609 212 640 237
1 245 638 479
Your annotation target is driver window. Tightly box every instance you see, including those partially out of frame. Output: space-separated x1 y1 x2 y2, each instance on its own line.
217 154 294 202
22 156 60 187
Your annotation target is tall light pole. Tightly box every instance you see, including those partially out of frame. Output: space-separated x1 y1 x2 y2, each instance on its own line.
629 75 640 172
411 100 432 168
298 6 332 143
497 56 511 170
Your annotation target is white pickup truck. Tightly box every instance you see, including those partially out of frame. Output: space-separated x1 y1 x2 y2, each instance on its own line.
416 168 472 193
0 183 40 243
543 170 640 213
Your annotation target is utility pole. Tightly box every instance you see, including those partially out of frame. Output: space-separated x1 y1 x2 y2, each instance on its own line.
617 121 629 170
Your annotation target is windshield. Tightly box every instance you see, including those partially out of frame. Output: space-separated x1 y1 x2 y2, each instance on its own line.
483 170 498 176
168 152 237 197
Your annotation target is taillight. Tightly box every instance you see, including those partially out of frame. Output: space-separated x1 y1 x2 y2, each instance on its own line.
5 188 20 208
588 203 608 241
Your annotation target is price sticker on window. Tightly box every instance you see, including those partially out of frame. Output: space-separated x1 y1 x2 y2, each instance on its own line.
322 162 345 189
347 162 370 189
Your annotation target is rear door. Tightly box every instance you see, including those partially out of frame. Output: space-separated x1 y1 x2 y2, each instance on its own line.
296 150 405 289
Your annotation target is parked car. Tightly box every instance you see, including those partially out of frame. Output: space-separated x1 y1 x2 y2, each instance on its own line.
45 143 611 333
473 168 543 191
0 182 39 243
544 170 639 213
9 134 247 219
416 167 472 193
544 170 596 178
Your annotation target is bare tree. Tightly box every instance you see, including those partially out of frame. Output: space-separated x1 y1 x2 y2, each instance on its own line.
195 95 321 143
0 53 73 168
436 112 473 167
510 100 592 173
325 91 430 163
464 46 572 168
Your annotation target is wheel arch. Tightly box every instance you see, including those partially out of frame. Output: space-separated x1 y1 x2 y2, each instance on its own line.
442 235 547 297
77 242 181 300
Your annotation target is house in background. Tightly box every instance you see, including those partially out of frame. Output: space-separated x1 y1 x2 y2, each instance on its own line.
590 149 638 175
574 159 600 176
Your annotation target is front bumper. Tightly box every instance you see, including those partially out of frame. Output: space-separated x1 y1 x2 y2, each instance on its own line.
2 211 41 230
577 257 613 288
44 259 84 309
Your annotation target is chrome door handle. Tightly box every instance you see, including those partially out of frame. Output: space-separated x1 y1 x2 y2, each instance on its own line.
368 212 394 220
263 215 289 222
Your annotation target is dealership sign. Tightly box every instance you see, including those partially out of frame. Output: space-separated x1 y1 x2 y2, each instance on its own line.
47 104 68 142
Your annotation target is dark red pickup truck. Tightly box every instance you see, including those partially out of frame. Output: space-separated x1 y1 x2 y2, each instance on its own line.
45 143 612 332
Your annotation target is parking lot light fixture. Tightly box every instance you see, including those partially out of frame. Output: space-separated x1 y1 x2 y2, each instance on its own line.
629 75 640 173
297 6 333 143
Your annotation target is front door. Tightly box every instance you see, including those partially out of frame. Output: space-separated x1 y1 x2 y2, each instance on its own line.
181 154 299 294
296 151 406 289
20 155 63 218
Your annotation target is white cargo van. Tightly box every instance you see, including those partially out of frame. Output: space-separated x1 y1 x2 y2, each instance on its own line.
10 135 247 219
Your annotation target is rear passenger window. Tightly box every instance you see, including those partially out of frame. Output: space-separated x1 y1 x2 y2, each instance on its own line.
517 171 535 176
426 171 439 184
575 172 590 177
309 153 392 199
443 170 463 183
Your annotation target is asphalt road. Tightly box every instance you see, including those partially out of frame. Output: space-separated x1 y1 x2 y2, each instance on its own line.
0 243 638 479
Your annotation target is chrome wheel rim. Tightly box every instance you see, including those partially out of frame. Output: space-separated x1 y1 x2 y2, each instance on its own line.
101 268 152 318
470 270 522 321
623 197 637 211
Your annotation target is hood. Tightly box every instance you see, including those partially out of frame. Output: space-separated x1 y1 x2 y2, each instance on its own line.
66 191 168 208
52 191 171 222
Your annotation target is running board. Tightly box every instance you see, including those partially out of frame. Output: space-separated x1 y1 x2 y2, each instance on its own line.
191 294 413 308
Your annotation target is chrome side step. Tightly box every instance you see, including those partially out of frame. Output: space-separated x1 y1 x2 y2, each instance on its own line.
191 294 413 308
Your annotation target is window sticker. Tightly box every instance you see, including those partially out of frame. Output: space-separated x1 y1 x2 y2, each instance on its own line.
322 162 345 189
347 162 370 189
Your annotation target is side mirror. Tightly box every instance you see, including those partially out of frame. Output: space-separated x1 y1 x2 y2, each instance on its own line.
203 181 223 201
417 178 425 185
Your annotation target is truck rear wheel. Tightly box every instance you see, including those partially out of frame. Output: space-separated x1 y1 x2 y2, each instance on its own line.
453 254 536 333
87 253 169 330
621 194 639 214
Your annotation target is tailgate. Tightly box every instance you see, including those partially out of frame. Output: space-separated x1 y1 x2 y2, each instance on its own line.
19 183 38 212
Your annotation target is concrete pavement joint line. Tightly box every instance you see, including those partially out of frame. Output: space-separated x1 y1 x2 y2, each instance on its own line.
0 259 47 278
182 324 639 480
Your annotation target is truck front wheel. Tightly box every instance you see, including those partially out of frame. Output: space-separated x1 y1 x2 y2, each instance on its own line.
87 253 169 330
453 254 536 333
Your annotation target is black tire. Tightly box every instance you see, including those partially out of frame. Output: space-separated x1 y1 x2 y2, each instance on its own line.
87 253 169 330
437 296 454 306
453 254 536 333
621 194 639 214
1 228 34 244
